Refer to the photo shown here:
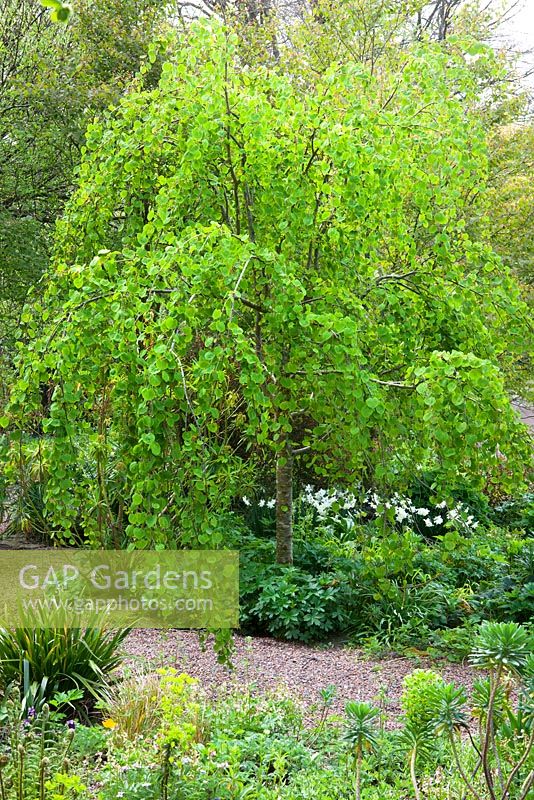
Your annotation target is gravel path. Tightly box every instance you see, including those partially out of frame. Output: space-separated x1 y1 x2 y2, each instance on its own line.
124 630 482 725
512 399 534 433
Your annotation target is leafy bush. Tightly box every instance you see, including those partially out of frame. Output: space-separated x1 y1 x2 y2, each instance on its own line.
239 481 533 650
241 564 354 642
157 668 204 754
70 723 108 760
427 623 481 662
406 474 494 529
400 670 446 729
491 492 534 532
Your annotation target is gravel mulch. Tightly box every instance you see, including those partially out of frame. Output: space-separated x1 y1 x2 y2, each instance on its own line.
512 399 534 433
124 630 482 725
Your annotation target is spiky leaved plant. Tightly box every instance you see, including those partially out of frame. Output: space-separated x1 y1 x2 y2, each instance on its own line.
470 622 533 800
344 701 380 800
424 622 533 800
396 719 435 800
429 682 485 800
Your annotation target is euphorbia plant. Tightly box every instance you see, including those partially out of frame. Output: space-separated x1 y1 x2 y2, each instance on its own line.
470 622 534 800
344 701 380 800
429 622 534 800
399 670 445 800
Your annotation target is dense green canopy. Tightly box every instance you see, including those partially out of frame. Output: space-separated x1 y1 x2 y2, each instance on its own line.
2 21 531 548
0 0 169 341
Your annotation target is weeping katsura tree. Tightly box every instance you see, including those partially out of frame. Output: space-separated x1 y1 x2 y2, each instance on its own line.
2 21 531 559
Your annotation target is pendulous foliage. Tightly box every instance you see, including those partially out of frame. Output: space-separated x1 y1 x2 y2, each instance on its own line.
1 20 531 551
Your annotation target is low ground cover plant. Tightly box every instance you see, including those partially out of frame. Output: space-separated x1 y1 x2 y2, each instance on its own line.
0 621 531 800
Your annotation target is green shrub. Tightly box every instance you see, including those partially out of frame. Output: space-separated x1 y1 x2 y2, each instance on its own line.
427 623 481 662
406 474 494 528
472 538 534 623
491 492 534 532
242 565 354 642
401 669 446 729
70 723 108 760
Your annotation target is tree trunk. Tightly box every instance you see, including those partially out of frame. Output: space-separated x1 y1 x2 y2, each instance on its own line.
275 438 293 565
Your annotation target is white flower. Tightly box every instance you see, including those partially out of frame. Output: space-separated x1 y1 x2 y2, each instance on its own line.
258 499 265 508
425 518 433 527
242 496 250 506
417 508 430 517
448 509 459 520
395 508 409 523
436 501 447 509
266 499 276 509
433 515 444 525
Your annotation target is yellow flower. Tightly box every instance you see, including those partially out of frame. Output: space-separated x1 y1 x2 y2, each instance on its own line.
102 718 117 730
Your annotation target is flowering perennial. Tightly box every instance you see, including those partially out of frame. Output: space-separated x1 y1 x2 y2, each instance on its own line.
242 487 479 533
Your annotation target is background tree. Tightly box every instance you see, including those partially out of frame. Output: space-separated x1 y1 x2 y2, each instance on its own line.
486 122 534 291
0 0 172 370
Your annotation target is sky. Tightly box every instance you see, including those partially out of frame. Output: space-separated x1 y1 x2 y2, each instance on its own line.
497 0 534 82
